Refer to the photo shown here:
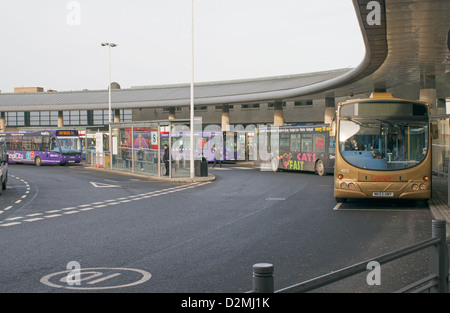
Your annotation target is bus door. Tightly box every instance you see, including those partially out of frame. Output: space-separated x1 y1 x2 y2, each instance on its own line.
45 134 63 164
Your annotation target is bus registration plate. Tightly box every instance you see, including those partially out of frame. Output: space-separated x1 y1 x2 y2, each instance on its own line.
373 192 393 197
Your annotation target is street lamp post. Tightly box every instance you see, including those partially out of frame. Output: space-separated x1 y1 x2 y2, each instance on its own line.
101 42 118 169
190 0 195 179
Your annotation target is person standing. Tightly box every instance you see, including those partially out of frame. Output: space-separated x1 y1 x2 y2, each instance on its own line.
163 144 170 176
212 145 222 168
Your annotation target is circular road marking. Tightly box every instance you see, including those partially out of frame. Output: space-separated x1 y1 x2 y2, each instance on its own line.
40 267 151 291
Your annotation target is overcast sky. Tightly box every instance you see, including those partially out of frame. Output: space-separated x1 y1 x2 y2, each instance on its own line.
0 0 365 93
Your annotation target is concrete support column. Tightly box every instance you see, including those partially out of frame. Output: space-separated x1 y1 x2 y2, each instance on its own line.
273 101 284 126
58 111 64 127
168 107 176 120
114 109 121 123
221 104 230 131
0 112 5 132
420 74 437 115
324 97 335 124
437 98 446 115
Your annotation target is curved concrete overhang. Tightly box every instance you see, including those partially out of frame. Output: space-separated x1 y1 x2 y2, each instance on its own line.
0 0 448 112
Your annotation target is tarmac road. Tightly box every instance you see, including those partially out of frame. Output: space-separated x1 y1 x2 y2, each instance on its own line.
0 163 433 293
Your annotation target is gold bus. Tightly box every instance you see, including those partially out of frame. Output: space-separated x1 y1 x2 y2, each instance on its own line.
333 92 431 203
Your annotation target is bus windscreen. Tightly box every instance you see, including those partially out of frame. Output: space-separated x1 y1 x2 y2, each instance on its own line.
339 101 429 171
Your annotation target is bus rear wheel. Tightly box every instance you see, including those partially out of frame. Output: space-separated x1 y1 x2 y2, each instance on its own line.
35 156 42 166
315 160 326 176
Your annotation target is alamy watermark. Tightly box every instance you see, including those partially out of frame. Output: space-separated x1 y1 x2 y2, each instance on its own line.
66 260 81 285
67 1 81 26
366 1 381 26
169 123 279 171
366 261 381 286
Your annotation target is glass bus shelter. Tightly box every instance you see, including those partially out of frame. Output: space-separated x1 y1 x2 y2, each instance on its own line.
89 118 204 178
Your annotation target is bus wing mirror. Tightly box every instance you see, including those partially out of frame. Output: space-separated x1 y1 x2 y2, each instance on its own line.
330 121 336 137
432 123 439 139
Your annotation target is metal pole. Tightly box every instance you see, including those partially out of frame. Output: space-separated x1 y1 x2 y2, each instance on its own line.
189 0 195 179
252 263 274 293
169 121 172 178
430 220 448 293
131 126 134 173
157 124 161 177
108 45 112 170
101 42 117 169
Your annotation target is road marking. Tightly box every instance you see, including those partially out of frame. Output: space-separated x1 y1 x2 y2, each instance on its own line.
332 202 427 212
45 210 61 214
0 182 211 228
0 175 32 215
25 218 44 222
41 267 151 291
90 182 120 188
6 216 23 221
265 197 286 201
80 207 94 211
87 273 121 285
333 203 343 211
0 222 21 227
45 214 62 218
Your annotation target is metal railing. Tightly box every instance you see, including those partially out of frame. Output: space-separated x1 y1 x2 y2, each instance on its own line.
250 220 449 293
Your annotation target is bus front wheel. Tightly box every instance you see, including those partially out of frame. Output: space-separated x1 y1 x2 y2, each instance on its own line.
271 157 279 172
35 156 42 166
2 173 7 190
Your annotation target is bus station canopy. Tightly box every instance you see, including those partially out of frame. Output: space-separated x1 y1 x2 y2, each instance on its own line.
0 0 448 112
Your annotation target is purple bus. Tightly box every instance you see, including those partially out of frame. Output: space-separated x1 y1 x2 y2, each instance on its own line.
0 130 82 166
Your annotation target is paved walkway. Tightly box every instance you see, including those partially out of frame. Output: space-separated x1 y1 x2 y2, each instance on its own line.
86 164 215 183
430 175 450 236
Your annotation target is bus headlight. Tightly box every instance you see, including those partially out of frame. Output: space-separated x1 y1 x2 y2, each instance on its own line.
411 184 419 191
348 183 355 190
340 182 347 189
419 184 426 190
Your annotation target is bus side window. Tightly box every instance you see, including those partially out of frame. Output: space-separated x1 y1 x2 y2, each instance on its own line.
50 138 59 153
42 136 50 152
328 137 336 154
5 134 11 150
314 134 325 153
301 134 313 153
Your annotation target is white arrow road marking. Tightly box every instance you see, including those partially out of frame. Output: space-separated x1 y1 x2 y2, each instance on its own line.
90 182 120 188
